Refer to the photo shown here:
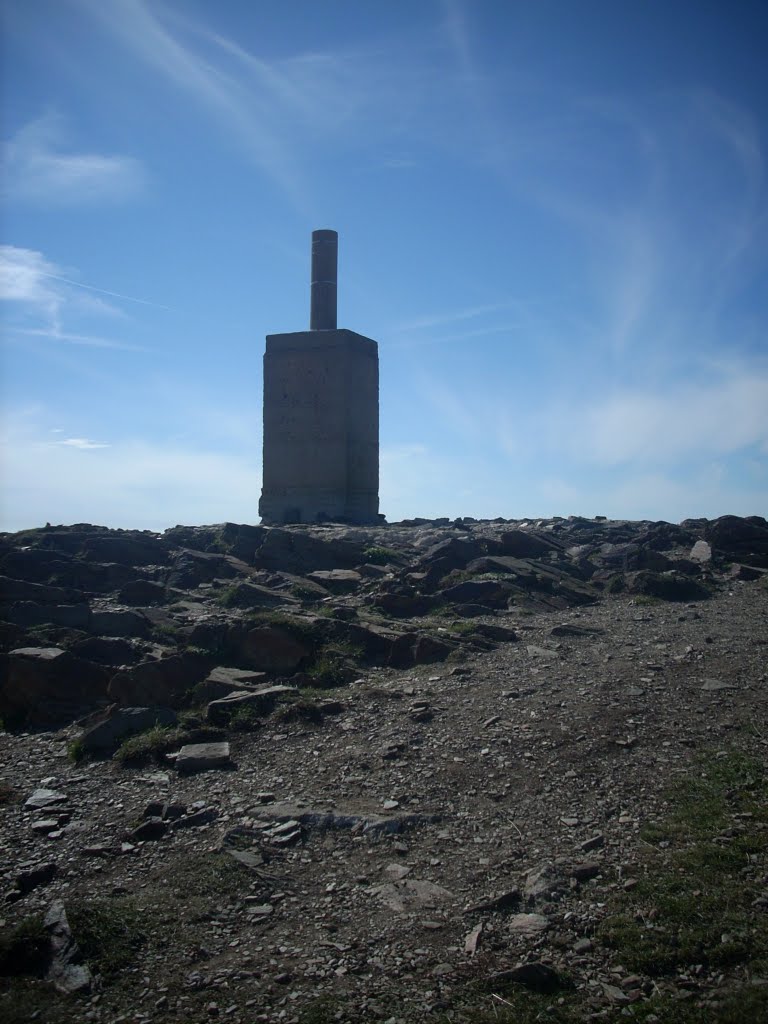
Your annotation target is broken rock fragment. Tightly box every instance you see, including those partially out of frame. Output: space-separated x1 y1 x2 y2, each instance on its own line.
368 879 453 914
44 901 93 994
507 913 550 936
25 788 69 810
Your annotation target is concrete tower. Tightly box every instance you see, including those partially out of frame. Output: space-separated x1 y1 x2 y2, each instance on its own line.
258 230 380 525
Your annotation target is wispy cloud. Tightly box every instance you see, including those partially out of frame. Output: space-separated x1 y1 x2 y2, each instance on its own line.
74 0 318 204
3 112 145 204
495 87 767 362
39 273 171 311
0 245 149 351
74 0 456 206
383 157 418 170
395 303 512 332
13 327 144 351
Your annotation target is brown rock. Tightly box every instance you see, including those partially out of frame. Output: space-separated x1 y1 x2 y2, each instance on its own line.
1 647 109 726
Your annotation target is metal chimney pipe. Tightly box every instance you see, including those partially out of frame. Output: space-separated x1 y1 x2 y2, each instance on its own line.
310 229 338 330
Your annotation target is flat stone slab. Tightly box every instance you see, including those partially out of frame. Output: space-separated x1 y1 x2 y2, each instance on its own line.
175 742 232 774
25 788 69 810
207 685 297 724
526 645 559 659
206 667 268 687
305 569 362 592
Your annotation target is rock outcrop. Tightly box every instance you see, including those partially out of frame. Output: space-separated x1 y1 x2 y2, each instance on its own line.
1 514 763 728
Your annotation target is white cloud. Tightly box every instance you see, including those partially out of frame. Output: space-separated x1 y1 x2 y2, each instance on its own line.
579 371 768 465
55 437 110 450
3 113 145 204
0 246 62 328
486 364 768 472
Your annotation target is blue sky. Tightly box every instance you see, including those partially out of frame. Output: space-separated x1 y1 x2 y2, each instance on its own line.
1 0 766 531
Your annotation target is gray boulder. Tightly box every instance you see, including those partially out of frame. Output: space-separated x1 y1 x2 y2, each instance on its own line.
108 652 212 707
90 608 151 638
235 624 313 673
77 706 178 753
5 602 91 629
254 528 367 573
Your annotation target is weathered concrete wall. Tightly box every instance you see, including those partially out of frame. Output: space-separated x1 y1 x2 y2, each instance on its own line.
259 330 379 525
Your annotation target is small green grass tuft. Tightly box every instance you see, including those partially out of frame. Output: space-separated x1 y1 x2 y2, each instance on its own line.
67 738 86 764
114 724 186 764
153 622 182 642
215 585 241 608
306 641 363 688
0 915 50 977
446 619 482 635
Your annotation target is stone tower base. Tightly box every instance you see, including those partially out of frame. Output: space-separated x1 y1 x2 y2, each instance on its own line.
259 329 379 525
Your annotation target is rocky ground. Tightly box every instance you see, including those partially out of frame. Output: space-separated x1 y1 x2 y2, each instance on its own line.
1 513 767 1023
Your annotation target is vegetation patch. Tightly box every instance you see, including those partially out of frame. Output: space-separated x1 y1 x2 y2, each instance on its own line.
307 641 363 688
0 915 49 978
67 738 86 764
426 977 585 1024
290 582 325 601
216 584 244 608
153 622 183 643
114 724 187 764
0 780 20 805
363 546 400 565
66 898 147 978
599 750 768 988
227 705 262 731
445 619 482 636
161 850 256 903
298 996 346 1023
274 697 323 724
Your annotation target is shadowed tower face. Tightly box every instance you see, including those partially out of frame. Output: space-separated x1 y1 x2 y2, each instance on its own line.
258 230 380 525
